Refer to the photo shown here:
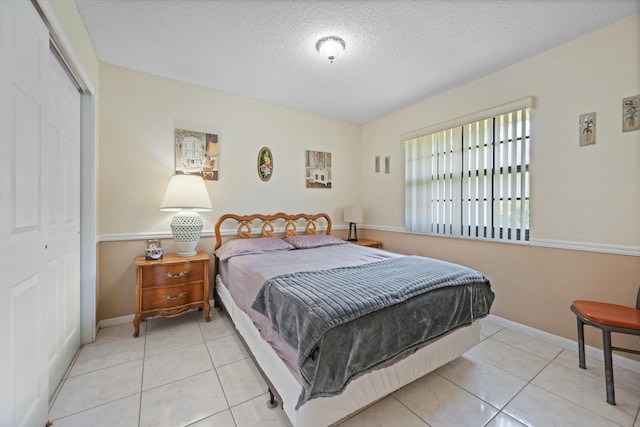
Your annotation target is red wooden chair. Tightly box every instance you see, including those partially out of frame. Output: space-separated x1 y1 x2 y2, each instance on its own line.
570 288 640 405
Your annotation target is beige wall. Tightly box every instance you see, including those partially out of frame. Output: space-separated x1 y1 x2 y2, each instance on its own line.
97 238 215 322
48 0 100 87
91 9 639 362
97 64 361 320
361 229 640 358
97 228 351 322
98 64 362 237
360 15 640 354
361 14 640 247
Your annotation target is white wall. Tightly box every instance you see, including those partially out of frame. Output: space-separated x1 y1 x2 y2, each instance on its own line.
361 14 640 249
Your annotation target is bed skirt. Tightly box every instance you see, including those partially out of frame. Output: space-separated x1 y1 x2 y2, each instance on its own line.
216 275 480 427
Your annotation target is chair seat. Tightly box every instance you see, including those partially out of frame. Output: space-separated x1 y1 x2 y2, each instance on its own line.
572 300 640 330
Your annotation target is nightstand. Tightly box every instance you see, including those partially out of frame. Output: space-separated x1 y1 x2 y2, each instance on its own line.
133 251 211 337
350 239 382 249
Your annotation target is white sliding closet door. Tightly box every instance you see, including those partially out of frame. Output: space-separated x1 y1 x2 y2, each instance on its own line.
0 0 81 425
46 47 81 399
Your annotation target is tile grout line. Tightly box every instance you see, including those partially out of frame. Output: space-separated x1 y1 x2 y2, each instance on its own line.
389 394 432 427
389 326 527 427
494 346 565 427
138 320 146 427
51 317 635 427
200 312 238 426
491 335 635 426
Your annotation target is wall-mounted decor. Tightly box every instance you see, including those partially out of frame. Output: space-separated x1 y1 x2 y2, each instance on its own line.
257 147 273 182
375 156 380 173
622 95 640 132
579 112 596 146
175 129 219 180
385 156 391 174
305 150 332 188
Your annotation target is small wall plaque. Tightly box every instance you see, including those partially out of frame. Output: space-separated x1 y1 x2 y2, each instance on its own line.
579 112 596 146
257 147 273 182
623 95 640 132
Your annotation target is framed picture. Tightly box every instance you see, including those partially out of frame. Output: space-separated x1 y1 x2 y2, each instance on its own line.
174 129 219 180
623 95 640 132
257 147 273 182
375 156 380 173
305 150 332 188
384 156 391 174
579 112 596 146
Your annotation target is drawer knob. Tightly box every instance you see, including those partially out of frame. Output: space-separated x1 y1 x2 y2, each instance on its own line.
164 271 188 279
163 292 187 301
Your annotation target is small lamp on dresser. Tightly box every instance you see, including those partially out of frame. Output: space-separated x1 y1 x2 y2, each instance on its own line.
343 206 363 242
160 174 212 257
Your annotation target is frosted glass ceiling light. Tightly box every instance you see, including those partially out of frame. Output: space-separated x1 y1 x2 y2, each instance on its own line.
316 36 346 63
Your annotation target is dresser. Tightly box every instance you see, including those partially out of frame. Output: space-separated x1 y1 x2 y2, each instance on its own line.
133 251 211 337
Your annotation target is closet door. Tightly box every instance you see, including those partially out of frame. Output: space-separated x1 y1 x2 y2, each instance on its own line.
0 0 81 425
45 48 81 398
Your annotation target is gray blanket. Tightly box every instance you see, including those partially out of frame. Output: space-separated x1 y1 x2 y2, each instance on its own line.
251 255 494 408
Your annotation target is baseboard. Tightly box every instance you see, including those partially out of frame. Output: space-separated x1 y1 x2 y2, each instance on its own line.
97 314 135 330
95 309 640 374
487 314 640 374
95 299 217 330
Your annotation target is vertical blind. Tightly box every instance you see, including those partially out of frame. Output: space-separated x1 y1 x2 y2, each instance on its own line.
404 107 530 242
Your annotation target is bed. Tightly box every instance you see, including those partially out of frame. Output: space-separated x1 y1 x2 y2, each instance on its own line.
213 212 494 427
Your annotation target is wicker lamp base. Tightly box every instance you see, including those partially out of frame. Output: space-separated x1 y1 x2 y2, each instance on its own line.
170 211 204 257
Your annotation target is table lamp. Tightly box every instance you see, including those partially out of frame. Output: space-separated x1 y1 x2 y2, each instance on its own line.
343 206 363 242
160 174 212 257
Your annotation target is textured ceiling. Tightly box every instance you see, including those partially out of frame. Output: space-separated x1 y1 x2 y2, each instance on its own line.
74 0 640 124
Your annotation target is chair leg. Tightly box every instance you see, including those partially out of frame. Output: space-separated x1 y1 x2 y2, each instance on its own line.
602 329 616 405
576 317 586 369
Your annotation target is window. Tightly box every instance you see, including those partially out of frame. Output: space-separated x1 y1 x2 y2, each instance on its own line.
404 107 530 242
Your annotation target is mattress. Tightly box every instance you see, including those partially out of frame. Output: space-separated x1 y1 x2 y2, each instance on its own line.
216 243 485 426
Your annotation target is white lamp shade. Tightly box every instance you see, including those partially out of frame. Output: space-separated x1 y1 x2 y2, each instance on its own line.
160 174 211 257
160 174 212 211
343 206 363 223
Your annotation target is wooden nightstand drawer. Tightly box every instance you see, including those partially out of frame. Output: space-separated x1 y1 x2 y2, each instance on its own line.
141 262 204 287
141 282 204 311
133 251 211 337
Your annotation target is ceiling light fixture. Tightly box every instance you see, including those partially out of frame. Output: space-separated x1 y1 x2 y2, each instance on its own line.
316 36 346 63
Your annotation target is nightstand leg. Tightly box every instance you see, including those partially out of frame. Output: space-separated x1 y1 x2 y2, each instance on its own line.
133 315 141 337
204 300 211 322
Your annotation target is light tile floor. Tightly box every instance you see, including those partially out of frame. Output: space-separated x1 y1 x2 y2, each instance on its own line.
49 311 640 427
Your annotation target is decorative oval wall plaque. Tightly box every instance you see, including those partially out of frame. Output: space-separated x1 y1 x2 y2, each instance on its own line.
257 147 273 182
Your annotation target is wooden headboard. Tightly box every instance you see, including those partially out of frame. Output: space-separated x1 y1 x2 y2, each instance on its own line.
214 212 332 250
